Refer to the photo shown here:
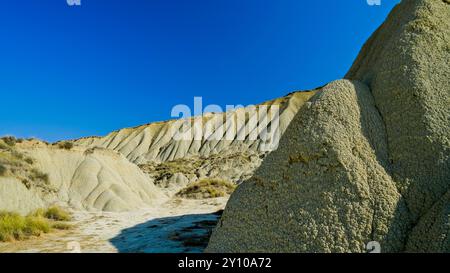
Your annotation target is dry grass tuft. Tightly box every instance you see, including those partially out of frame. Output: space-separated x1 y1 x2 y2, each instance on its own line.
176 178 236 199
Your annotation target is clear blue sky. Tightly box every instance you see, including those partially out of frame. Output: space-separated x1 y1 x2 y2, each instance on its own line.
0 0 399 142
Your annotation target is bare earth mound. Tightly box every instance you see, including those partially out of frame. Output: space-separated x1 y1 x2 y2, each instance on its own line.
207 0 449 253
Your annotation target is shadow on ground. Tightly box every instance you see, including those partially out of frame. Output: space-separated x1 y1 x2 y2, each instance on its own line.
110 210 223 253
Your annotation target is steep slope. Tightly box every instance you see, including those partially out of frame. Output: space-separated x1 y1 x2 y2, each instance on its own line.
74 91 317 192
0 140 166 213
207 0 449 252
206 80 410 252
0 138 50 214
0 177 46 215
1 90 317 213
345 0 450 251
346 0 450 222
73 91 315 164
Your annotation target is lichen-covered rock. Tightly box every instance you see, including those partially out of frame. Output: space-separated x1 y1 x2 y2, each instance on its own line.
206 80 411 253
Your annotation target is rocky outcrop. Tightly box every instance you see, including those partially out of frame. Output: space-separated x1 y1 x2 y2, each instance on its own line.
1 86 317 213
346 0 450 222
207 0 449 253
0 140 167 213
73 91 316 195
206 80 411 252
73 91 316 164
21 145 167 212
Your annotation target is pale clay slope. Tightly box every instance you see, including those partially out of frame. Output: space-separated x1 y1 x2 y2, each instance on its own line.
207 80 411 252
0 177 45 215
1 0 448 253
0 91 315 214
0 142 167 213
346 0 450 252
207 0 449 253
73 91 316 164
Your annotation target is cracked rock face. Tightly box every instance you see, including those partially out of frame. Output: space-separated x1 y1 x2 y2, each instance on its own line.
207 0 449 252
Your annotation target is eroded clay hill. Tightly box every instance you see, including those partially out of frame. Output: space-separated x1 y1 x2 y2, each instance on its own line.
207 0 449 253
0 91 317 214
73 92 316 164
0 140 166 213
73 91 317 189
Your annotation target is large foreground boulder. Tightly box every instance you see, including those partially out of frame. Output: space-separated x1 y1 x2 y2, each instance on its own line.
206 80 410 252
346 0 450 222
207 0 449 252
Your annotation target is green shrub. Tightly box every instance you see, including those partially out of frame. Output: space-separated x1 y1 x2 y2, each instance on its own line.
0 207 73 242
0 142 10 150
0 164 6 176
44 206 71 221
28 208 46 218
24 157 34 165
57 142 74 150
29 169 49 185
0 212 50 242
21 179 31 189
176 178 237 199
1 137 17 147
24 216 51 235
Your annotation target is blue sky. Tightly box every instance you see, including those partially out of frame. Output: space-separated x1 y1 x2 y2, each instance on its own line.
0 0 399 142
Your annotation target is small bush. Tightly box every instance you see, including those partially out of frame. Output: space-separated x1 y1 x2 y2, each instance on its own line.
176 178 237 199
24 216 51 236
0 212 25 241
1 137 17 147
0 164 7 176
29 169 49 185
57 142 74 150
44 206 71 221
0 212 50 242
0 207 73 242
0 142 10 150
28 208 46 218
21 179 31 189
24 157 34 165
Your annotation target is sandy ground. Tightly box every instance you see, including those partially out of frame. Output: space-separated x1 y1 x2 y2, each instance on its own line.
0 197 227 253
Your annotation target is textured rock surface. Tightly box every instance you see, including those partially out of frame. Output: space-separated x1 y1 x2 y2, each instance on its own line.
206 80 411 252
0 91 316 214
72 91 316 196
0 177 45 215
8 143 167 213
73 91 316 164
207 0 449 253
346 0 450 218
346 0 450 251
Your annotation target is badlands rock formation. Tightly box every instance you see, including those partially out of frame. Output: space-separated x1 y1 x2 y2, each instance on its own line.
0 91 316 214
73 91 316 164
74 91 316 189
0 0 447 253
207 0 449 253
0 140 166 213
